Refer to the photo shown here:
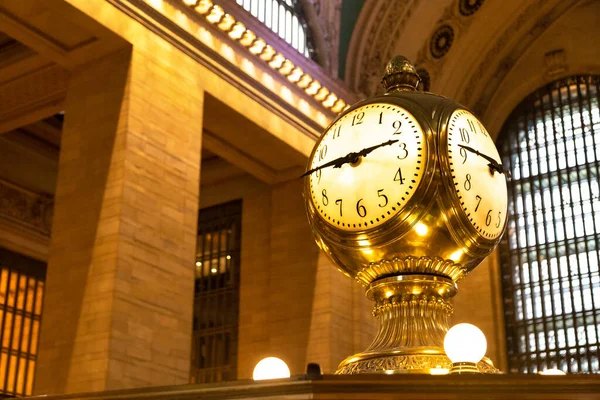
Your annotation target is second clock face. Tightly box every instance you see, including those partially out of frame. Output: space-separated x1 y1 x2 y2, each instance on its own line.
309 103 426 232
447 109 508 239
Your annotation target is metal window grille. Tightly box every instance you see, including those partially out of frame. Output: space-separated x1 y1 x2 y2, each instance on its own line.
235 0 317 61
191 200 242 383
498 75 600 373
0 248 45 396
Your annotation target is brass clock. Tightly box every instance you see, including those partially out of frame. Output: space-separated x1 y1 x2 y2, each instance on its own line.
303 56 508 374
307 103 426 231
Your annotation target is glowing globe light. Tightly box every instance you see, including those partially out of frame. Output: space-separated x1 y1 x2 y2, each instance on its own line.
444 323 487 363
539 368 566 375
253 357 290 380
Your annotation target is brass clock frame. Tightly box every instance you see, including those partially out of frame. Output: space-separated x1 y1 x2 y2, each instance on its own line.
303 56 506 374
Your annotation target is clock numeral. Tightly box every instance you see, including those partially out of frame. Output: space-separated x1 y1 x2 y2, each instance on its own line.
467 119 477 134
397 143 408 160
318 145 328 161
496 211 502 228
379 112 383 124
322 189 329 206
315 169 322 183
475 195 482 212
377 189 388 207
352 112 365 126
394 168 405 185
486 210 492 226
393 120 402 134
459 127 470 143
332 125 341 139
464 173 472 191
356 198 367 217
335 199 343 216
459 147 468 164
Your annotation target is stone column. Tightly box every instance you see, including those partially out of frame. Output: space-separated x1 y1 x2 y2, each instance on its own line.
34 47 203 393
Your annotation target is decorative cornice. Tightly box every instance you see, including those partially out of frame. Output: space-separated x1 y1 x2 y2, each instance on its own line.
0 179 53 237
414 0 485 93
179 0 351 113
347 0 421 97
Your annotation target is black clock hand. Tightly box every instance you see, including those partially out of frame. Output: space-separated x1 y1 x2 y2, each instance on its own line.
301 139 399 178
357 139 399 158
458 144 512 178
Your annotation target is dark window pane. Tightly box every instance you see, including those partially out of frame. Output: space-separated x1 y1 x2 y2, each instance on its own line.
498 75 600 373
191 200 242 383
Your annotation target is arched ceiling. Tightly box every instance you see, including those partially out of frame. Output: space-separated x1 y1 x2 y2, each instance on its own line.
341 0 600 136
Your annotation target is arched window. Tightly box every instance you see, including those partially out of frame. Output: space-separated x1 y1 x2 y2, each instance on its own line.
235 0 316 60
498 76 600 373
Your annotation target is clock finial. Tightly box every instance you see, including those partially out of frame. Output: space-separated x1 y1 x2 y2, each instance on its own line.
381 56 421 93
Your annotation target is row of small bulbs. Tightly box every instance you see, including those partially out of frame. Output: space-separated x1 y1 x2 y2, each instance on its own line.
181 0 349 113
253 323 567 378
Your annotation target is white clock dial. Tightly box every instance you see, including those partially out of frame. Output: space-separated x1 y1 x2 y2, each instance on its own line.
308 104 426 231
447 109 508 239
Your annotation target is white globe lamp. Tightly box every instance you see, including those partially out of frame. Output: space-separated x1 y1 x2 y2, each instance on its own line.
253 357 291 380
444 323 487 374
539 368 566 375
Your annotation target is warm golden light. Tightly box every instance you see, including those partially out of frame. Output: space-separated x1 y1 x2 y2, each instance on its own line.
305 81 321 95
260 46 277 62
195 261 202 267
287 67 303 83
323 93 337 108
239 30 256 46
314 87 329 101
331 99 346 113
539 368 566 375
217 14 235 31
279 60 294 75
253 357 290 380
176 0 349 115
228 22 246 39
414 222 429 236
268 53 285 68
430 367 449 375
206 5 224 23
444 323 487 364
297 74 312 88
194 0 213 13
449 249 463 262
249 39 266 54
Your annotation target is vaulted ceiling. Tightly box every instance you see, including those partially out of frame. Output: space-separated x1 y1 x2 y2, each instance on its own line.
337 0 600 135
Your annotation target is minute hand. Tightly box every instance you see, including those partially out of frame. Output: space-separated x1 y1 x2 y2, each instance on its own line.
458 144 512 178
301 139 399 178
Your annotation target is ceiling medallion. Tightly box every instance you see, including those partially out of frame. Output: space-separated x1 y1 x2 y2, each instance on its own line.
459 0 485 17
430 25 454 59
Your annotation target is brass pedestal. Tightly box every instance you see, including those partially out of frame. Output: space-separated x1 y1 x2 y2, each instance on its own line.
336 274 497 374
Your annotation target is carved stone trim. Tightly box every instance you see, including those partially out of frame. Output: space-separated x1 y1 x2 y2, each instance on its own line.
0 179 53 236
346 0 421 97
414 0 484 91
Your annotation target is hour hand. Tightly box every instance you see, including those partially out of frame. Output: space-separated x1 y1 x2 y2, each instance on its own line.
301 153 356 178
458 144 512 178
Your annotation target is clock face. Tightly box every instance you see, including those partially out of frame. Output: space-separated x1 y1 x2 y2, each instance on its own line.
308 103 426 232
447 109 508 239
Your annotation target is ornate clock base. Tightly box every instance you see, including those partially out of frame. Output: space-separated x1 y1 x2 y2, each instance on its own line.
336 352 498 374
335 273 499 375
